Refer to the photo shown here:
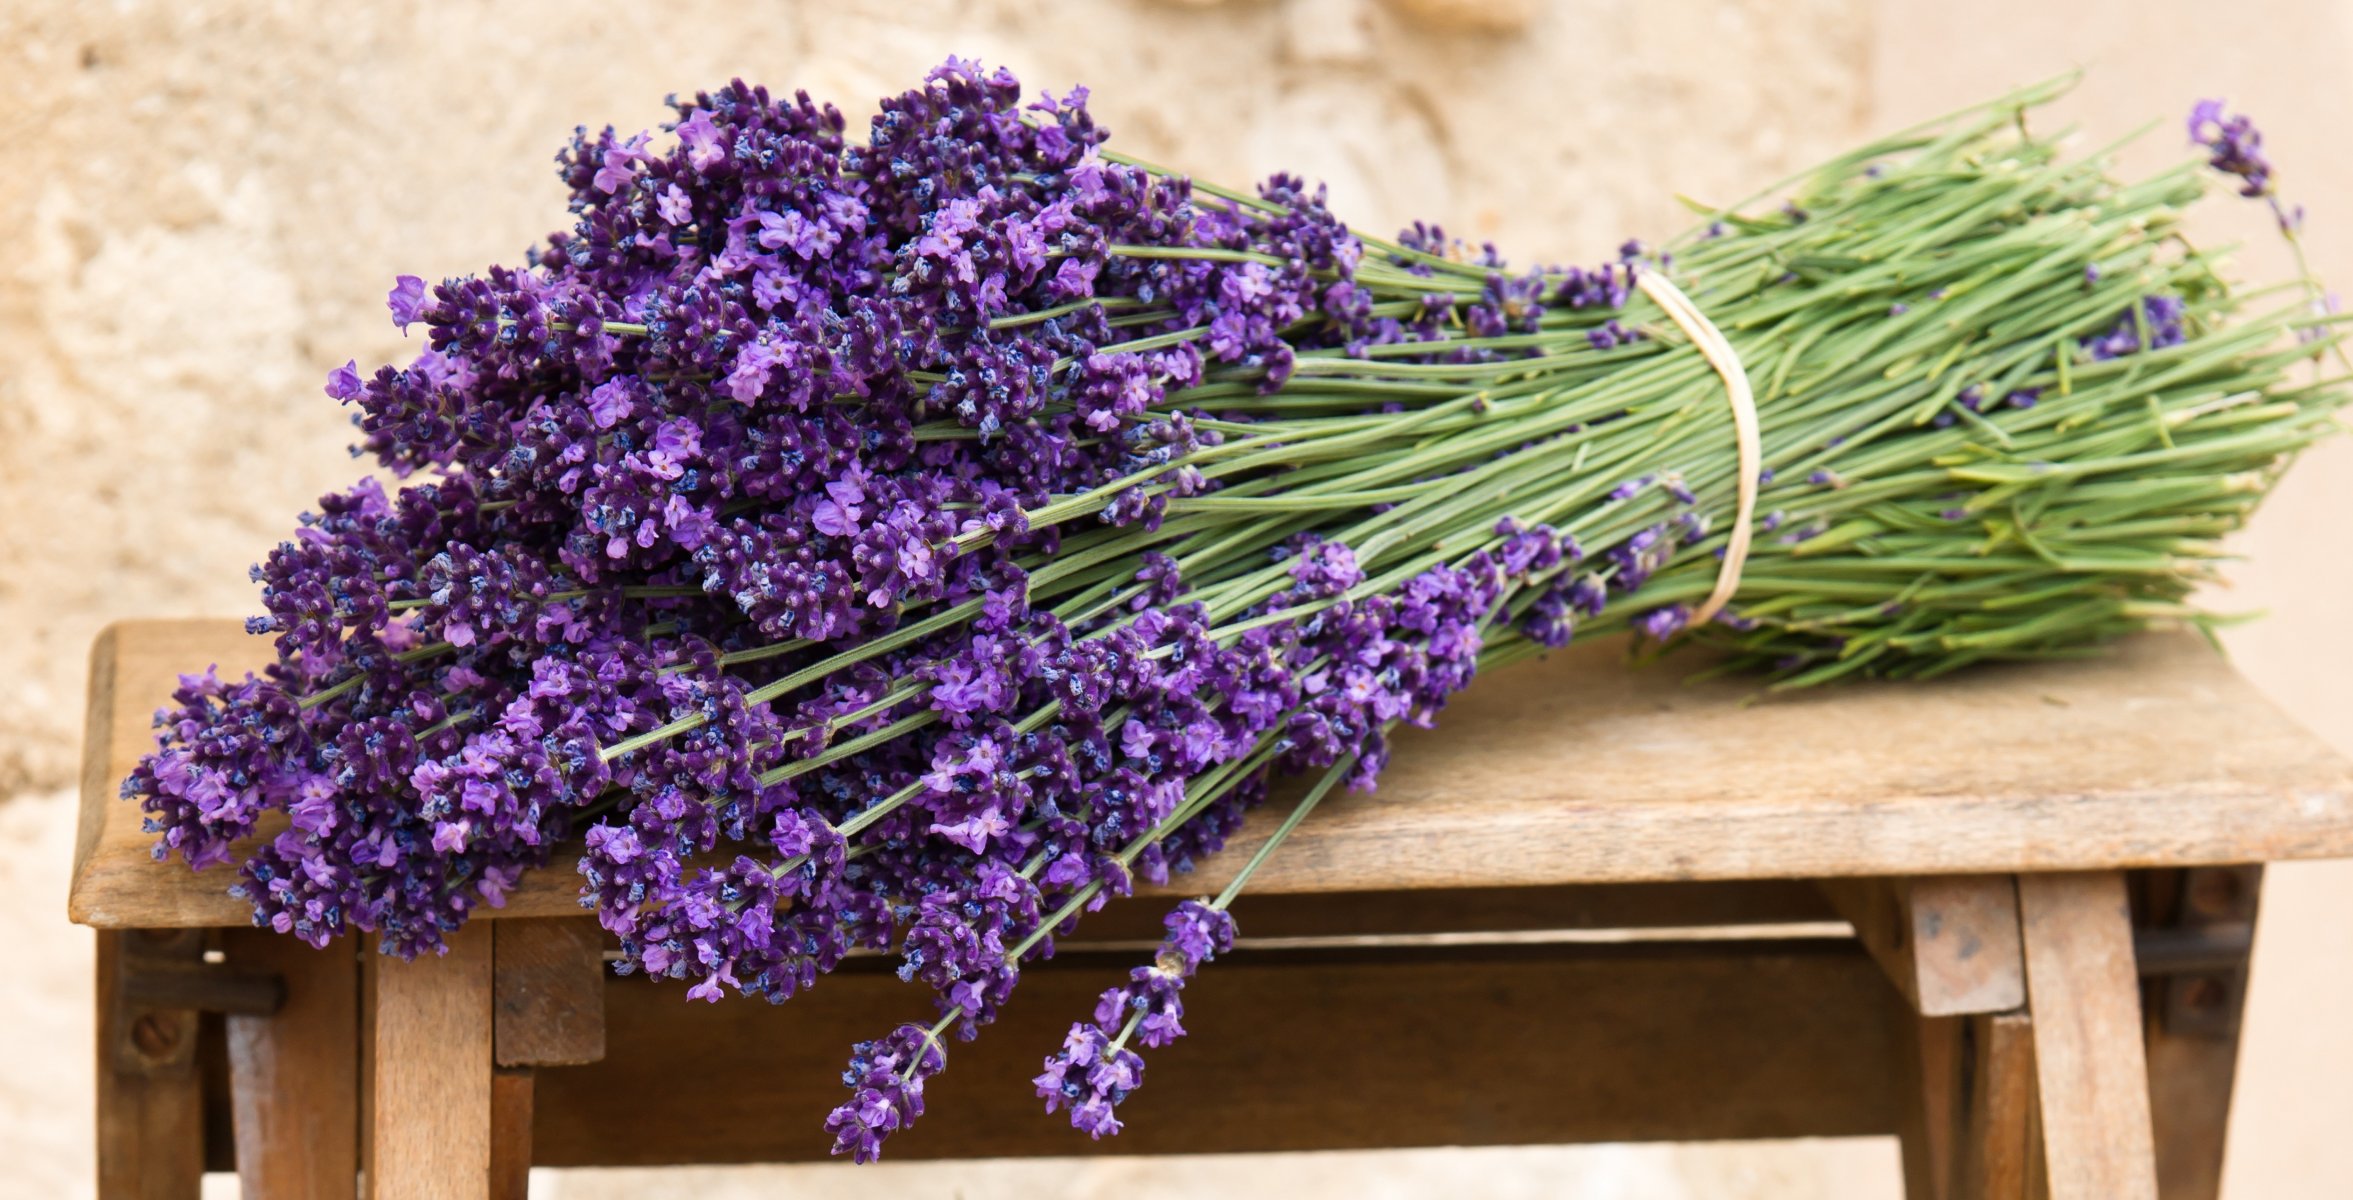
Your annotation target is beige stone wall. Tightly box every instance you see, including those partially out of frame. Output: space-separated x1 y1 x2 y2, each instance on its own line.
3 0 2350 1195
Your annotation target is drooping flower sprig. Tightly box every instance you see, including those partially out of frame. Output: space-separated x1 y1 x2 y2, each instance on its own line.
126 63 2343 1159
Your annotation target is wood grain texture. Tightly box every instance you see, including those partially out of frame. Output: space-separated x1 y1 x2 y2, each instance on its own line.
1074 878 1839 943
1825 876 2025 1017
2025 1088 2050 1200
2019 872 2157 1200
72 620 2353 928
95 929 206 1200
77 627 125 925
2142 866 2262 1200
494 919 607 1068
1952 1011 2038 1200
531 940 1898 1164
1897 1006 2037 1200
490 1069 534 1200
361 922 492 1200
223 928 358 1199
2146 1028 2243 1200
1897 1011 1958 1199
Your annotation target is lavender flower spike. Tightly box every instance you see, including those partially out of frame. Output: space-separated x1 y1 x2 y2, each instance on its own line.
825 1022 948 1163
2189 99 2272 198
1036 899 1237 1137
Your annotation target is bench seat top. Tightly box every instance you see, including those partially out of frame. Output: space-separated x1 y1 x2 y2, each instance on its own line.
70 618 2353 929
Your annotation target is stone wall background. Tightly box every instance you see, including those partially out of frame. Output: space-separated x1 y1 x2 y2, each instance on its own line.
1 1 2347 1195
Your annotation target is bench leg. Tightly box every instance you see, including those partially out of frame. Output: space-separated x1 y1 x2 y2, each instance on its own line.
223 928 360 1197
1847 873 2030 1200
1897 1010 1959 1198
362 921 494 1198
96 929 206 1200
491 1068 535 1200
483 916 610 1197
2018 871 2158 1200
1900 1008 2037 1200
2141 865 2261 1200
1824 875 2026 1017
1955 1010 2038 1198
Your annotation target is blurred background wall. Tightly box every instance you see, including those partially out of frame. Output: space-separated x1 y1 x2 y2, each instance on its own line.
1 1 2347 1195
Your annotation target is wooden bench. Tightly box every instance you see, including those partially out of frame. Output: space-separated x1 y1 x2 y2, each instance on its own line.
70 619 2353 1198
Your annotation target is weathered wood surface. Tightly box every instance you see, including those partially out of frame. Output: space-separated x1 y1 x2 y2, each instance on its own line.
490 1068 534 1200
1073 878 1839 943
2018 872 2157 1200
2147 995 2248 1200
1899 1008 2037 1200
532 940 1899 1164
361 923 493 1199
222 928 359 1199
1956 1011 2038 1199
95 928 206 1200
2140 866 2262 1200
493 919 607 1068
72 619 2353 928
1823 875 2025 1016
1896 1009 1958 1198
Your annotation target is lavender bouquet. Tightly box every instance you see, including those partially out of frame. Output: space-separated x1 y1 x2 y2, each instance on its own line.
126 62 2342 1157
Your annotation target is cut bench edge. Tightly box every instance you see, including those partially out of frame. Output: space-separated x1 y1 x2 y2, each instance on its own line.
67 780 2353 929
68 619 2353 929
69 621 125 927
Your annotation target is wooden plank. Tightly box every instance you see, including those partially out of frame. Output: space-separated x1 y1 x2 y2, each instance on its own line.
532 940 1897 1164
1077 878 1839 942
74 620 270 929
198 1013 234 1175
2018 872 2157 1200
1824 876 2024 1016
223 928 359 1199
1897 1006 2036 1199
2024 1088 2050 1200
95 928 206 1200
72 622 2353 929
1897 1012 1959 1199
490 1069 534 1200
2141 866 2261 1200
76 626 126 924
2146 1031 2242 1200
361 923 493 1199
1954 1011 2036 1200
494 919 607 1068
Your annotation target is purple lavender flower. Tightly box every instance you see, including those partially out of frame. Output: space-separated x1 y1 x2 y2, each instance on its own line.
826 1023 947 1162
1033 898 1237 1138
324 360 363 401
1634 605 1690 641
113 55 1822 1162
2189 99 2272 198
1609 474 1653 502
387 275 428 332
2081 294 2189 361
1035 1023 1142 1139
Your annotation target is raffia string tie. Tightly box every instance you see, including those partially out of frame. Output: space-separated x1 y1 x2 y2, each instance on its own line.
1633 269 1760 628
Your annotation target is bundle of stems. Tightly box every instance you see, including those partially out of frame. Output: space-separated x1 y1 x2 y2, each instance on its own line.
126 65 2340 1156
